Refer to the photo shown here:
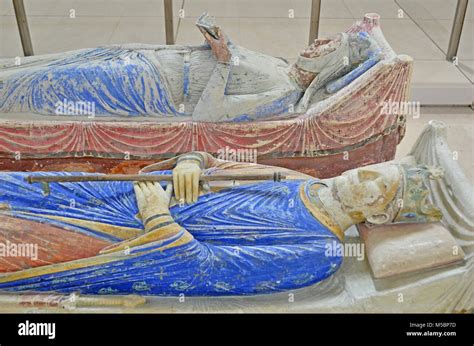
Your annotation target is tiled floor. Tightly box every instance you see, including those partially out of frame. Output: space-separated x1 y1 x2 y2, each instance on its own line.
397 0 473 84
0 0 472 103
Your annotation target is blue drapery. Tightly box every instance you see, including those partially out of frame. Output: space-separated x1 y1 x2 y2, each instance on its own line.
0 172 342 296
1 47 178 116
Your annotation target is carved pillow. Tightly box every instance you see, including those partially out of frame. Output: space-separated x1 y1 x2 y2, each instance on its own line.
358 222 465 279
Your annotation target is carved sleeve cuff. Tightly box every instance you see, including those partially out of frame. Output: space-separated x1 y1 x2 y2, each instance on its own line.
177 152 206 169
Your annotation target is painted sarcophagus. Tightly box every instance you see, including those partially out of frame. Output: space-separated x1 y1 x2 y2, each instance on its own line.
0 120 471 310
0 14 412 178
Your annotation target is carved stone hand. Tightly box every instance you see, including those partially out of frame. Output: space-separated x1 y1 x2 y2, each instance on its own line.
134 181 172 221
172 160 202 204
199 27 231 64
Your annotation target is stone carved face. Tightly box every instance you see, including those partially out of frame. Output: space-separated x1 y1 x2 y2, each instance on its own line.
289 34 343 89
334 163 401 224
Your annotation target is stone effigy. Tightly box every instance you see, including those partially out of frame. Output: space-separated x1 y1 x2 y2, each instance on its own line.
1 12 380 122
0 121 471 313
0 13 411 177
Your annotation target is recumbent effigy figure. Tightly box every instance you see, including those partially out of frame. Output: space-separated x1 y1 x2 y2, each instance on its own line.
0 13 380 122
0 122 471 302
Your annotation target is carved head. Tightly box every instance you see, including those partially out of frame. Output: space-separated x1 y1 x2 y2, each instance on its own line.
334 162 401 225
333 163 443 226
289 34 343 89
290 32 379 92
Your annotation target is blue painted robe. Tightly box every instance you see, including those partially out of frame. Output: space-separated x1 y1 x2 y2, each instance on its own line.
0 46 301 121
1 47 178 116
0 171 342 296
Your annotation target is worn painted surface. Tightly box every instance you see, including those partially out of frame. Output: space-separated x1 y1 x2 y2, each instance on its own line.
0 173 342 296
1 23 379 122
0 128 401 178
0 215 111 273
0 47 178 116
0 122 471 311
0 52 410 176
0 121 469 311
0 14 411 177
0 44 301 122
